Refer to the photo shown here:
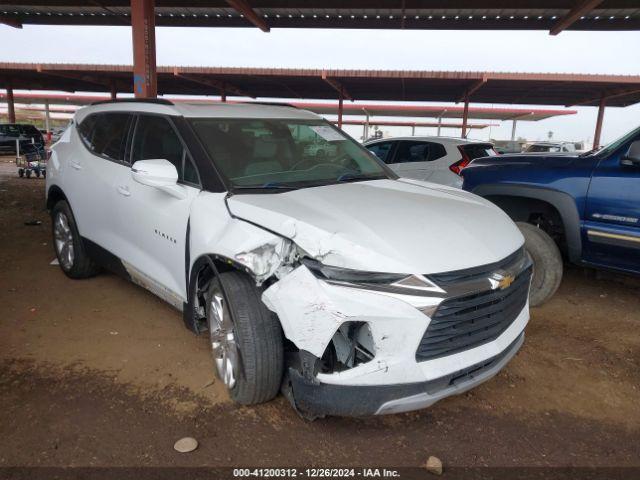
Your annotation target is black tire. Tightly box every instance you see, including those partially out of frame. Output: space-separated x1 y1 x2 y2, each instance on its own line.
517 222 563 307
51 200 100 279
42 170 46 178
25 170 31 178
18 168 24 178
35 170 41 178
205 271 283 405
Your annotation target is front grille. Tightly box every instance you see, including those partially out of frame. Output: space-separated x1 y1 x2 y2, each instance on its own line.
416 265 531 362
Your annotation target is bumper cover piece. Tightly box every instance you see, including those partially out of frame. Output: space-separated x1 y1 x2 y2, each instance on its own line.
288 332 524 417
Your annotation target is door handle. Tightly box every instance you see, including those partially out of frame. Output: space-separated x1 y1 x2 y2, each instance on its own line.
117 185 131 197
70 161 82 170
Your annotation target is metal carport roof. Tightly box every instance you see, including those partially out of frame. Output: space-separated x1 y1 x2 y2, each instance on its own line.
1 1 639 34
1 63 639 108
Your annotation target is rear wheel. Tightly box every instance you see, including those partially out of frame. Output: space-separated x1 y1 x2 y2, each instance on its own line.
205 271 283 405
18 168 24 178
25 170 31 178
517 222 563 307
51 200 100 279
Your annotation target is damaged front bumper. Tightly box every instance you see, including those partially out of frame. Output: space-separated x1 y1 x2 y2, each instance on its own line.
287 333 524 417
262 250 531 417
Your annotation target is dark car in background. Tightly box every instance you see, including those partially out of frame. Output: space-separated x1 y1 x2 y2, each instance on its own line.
0 123 45 155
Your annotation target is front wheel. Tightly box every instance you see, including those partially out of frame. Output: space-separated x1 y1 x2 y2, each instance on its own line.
51 200 100 279
517 222 563 307
205 271 283 405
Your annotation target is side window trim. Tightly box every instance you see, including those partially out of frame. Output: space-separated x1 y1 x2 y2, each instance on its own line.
130 112 202 189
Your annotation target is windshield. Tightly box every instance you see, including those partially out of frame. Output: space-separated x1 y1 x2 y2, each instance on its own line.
189 118 391 190
588 125 640 157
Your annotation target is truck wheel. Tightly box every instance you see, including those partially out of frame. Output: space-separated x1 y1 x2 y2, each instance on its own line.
26 170 31 178
35 170 41 178
517 222 563 307
205 270 283 405
18 168 24 177
51 200 100 279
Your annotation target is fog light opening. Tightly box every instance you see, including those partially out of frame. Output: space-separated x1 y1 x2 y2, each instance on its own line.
320 321 374 374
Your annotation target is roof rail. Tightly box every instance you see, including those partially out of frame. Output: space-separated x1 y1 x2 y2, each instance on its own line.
90 98 174 106
238 101 299 109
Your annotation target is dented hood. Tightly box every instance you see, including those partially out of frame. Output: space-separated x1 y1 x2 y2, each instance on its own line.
227 179 523 274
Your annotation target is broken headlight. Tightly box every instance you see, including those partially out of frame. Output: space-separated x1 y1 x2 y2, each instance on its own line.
301 257 442 296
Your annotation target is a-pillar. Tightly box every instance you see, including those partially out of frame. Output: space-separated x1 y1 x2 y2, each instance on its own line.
131 0 157 98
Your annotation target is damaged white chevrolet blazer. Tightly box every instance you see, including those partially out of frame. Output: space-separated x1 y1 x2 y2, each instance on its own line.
46 100 531 418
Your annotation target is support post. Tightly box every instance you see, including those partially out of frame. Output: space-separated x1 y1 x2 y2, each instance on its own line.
593 96 606 150
461 95 469 138
44 100 51 143
437 117 442 137
363 114 369 141
411 125 416 136
221 83 227 103
131 0 157 98
511 119 518 142
6 86 15 124
110 82 117 100
337 87 344 129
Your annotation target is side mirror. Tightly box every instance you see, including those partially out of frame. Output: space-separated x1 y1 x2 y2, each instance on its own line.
131 159 186 199
621 140 640 167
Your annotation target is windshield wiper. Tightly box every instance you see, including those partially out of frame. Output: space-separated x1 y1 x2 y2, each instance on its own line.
232 183 301 192
336 173 385 183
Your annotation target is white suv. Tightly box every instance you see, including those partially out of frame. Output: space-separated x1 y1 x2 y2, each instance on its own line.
46 100 530 418
365 136 498 188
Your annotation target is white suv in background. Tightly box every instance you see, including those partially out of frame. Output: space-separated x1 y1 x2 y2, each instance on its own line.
365 136 498 188
46 100 530 418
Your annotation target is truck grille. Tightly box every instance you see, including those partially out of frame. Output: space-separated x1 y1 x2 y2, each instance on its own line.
416 264 531 362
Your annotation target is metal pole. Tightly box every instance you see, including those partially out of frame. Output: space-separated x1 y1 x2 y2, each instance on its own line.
337 87 344 129
593 96 606 150
461 95 469 139
7 86 15 124
437 117 442 137
131 0 157 98
221 84 227 103
44 100 51 132
511 119 517 142
110 82 117 100
363 113 369 140
411 125 415 136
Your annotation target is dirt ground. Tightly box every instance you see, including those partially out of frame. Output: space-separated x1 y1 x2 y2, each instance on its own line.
0 159 639 474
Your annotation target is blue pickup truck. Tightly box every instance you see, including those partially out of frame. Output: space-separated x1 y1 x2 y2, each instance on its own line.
462 126 640 306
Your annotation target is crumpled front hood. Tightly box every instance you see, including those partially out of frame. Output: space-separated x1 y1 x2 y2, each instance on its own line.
227 179 523 274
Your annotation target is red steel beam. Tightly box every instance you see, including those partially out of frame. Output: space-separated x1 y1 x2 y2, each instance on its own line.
131 0 157 98
461 95 470 138
457 77 487 103
593 96 606 150
321 70 352 101
0 16 22 28
550 0 604 35
569 87 640 107
338 87 344 129
225 0 269 32
6 86 15 123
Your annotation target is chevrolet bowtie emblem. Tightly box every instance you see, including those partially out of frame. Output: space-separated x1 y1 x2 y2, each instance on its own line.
491 272 515 290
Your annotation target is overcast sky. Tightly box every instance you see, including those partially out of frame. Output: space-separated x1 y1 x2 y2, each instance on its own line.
1 25 639 145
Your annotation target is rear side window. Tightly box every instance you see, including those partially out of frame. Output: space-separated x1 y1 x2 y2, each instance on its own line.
462 144 498 160
367 141 395 164
131 115 200 186
396 140 448 163
79 113 133 163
